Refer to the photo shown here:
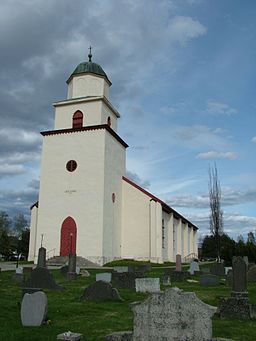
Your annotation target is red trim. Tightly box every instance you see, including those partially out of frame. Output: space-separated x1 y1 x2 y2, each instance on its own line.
41 124 128 148
122 176 198 230
30 201 39 210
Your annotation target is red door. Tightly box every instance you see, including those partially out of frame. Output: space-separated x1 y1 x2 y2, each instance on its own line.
60 217 77 256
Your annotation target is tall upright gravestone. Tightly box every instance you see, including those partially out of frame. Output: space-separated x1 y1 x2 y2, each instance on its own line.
175 254 182 272
67 253 77 280
37 247 47 268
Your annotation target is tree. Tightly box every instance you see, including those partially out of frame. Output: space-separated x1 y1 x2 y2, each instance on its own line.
0 211 11 233
13 213 28 236
0 230 11 259
208 163 223 262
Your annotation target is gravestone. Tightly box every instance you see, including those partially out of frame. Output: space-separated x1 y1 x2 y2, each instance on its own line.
135 278 160 293
21 291 48 326
96 272 112 283
201 267 210 274
25 267 63 290
23 267 33 273
175 254 182 272
60 265 68 277
37 247 47 268
136 264 151 273
219 256 253 319
76 266 80 275
67 253 77 280
81 281 122 301
247 265 256 282
164 268 189 282
112 271 144 289
16 266 23 274
200 274 219 286
189 261 200 275
225 267 232 275
226 269 233 287
57 331 82 341
12 273 24 284
80 269 90 277
113 266 133 273
210 262 225 276
104 331 133 340
162 275 171 285
132 287 217 341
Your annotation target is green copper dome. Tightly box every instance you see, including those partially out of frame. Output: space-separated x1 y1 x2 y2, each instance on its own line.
67 51 111 85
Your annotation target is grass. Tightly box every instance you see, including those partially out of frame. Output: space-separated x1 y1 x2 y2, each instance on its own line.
0 266 256 341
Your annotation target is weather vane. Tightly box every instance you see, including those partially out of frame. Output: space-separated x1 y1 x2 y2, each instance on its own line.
88 46 92 62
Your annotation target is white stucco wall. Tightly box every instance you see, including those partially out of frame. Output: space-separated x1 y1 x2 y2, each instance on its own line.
54 99 118 132
67 74 109 99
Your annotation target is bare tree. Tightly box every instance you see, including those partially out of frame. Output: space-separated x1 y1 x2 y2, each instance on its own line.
209 163 223 262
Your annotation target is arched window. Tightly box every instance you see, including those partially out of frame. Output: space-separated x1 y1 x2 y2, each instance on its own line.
72 110 83 128
107 116 111 127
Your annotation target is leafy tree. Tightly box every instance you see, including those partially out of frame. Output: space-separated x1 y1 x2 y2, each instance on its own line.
0 211 11 233
0 230 11 258
208 164 223 262
18 228 30 259
13 213 28 236
247 231 256 245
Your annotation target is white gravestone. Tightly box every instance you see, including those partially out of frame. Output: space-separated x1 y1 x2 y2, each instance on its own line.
189 261 200 275
96 272 112 283
21 291 48 326
135 278 160 293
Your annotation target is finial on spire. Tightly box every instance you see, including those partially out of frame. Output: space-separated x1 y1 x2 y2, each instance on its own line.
88 46 92 62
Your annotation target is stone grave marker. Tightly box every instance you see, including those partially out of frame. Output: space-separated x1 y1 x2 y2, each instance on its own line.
23 267 33 273
21 291 48 326
175 254 182 272
210 262 225 276
81 281 122 301
219 256 253 319
80 269 90 277
226 269 233 287
12 267 24 284
25 267 63 290
200 274 219 286
201 267 210 274
247 265 256 282
113 266 133 273
96 272 112 283
60 265 68 277
67 253 77 280
76 266 80 275
225 267 232 275
136 264 151 273
189 260 200 275
37 247 47 268
135 278 160 293
164 267 188 282
57 331 82 341
132 287 217 341
112 271 144 289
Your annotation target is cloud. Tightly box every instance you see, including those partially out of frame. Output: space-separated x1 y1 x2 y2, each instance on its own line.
0 164 26 178
167 187 256 209
197 151 237 160
251 136 256 144
207 101 238 115
167 16 207 44
126 170 150 189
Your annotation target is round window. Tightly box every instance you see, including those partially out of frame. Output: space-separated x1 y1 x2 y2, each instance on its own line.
66 160 77 172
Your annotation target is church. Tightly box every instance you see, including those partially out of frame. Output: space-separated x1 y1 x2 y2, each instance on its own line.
28 51 198 265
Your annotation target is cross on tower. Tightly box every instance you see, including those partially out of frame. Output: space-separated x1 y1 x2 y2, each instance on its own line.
88 46 92 62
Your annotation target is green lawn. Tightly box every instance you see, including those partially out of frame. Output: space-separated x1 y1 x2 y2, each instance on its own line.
0 266 255 341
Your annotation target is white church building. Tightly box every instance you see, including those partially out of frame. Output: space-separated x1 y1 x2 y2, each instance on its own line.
28 51 198 265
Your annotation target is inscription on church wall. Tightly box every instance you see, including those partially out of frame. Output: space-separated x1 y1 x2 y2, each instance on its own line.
64 190 77 195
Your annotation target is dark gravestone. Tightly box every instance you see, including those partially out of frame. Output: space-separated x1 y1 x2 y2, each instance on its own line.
67 253 77 280
112 272 144 289
247 265 256 282
104 331 133 340
37 247 47 268
200 274 219 286
25 267 63 290
232 256 247 294
81 281 122 301
202 267 210 274
226 269 233 287
220 257 252 319
21 291 48 326
23 267 33 273
22 287 43 298
175 254 182 272
164 268 189 282
136 264 151 272
211 262 225 276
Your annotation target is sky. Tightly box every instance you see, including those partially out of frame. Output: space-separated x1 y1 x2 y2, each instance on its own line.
0 0 255 241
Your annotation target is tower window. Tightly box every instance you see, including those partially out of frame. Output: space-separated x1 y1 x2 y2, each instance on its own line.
73 110 83 128
66 160 77 172
107 116 111 127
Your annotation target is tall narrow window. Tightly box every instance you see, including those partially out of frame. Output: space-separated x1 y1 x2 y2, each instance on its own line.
72 110 83 128
107 116 111 127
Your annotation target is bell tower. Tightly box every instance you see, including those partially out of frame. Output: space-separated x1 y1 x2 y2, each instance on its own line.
28 49 128 265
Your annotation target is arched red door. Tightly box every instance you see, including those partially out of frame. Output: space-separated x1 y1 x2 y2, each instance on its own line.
60 216 77 256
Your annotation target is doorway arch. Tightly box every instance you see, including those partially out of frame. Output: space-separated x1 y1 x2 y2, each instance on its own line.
60 216 77 256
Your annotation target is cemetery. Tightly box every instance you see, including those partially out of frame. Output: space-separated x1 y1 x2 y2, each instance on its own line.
1 256 256 340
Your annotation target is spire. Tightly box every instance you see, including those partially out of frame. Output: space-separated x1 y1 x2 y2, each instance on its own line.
88 46 92 62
